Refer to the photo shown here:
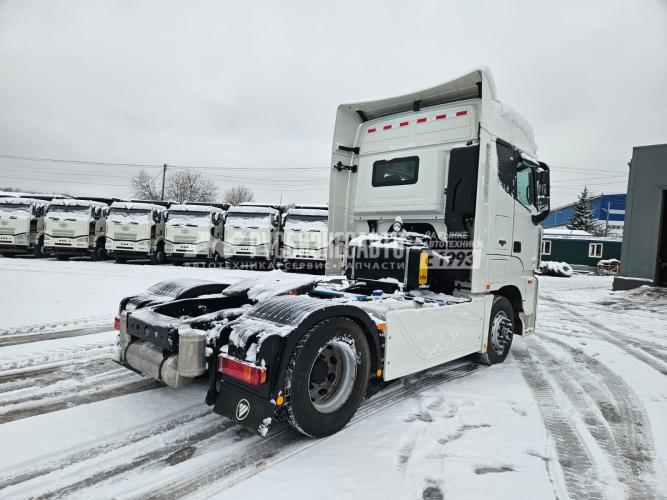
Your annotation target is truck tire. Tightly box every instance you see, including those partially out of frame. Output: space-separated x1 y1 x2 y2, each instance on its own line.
34 237 47 258
284 317 370 438
477 296 514 365
150 245 166 265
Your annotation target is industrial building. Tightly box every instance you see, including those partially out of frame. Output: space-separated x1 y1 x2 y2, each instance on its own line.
614 144 667 290
541 228 622 268
541 193 626 237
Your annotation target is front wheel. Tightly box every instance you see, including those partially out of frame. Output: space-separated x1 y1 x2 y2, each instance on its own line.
283 317 370 437
34 237 47 258
150 246 166 265
477 296 514 365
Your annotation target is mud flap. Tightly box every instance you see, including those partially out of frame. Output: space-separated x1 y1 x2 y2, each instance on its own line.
213 380 275 436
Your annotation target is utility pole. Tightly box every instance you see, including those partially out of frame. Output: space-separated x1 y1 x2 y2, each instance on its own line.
604 200 611 237
161 164 167 201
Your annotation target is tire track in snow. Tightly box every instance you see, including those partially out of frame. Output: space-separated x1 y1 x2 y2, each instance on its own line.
513 344 606 500
529 338 660 499
0 373 161 424
144 362 483 499
0 315 112 337
0 324 114 347
544 337 662 498
540 295 667 375
0 405 215 492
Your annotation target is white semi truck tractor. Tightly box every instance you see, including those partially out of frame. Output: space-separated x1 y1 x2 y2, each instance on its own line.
44 198 110 260
0 197 50 257
105 201 169 264
281 204 328 271
222 203 282 268
113 68 550 438
163 204 226 264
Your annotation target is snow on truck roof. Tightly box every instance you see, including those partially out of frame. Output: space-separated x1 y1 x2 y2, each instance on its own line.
49 198 108 208
0 197 49 206
111 201 166 211
337 67 536 155
228 205 278 215
169 204 225 213
286 208 328 217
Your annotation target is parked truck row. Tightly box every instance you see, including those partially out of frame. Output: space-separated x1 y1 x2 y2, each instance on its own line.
0 194 330 269
111 69 552 438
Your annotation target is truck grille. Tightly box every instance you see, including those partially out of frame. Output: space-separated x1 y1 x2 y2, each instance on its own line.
0 228 14 235
174 236 197 243
52 229 75 237
114 232 138 240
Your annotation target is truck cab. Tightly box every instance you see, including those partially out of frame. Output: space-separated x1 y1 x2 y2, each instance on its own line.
281 205 328 271
105 201 169 264
44 198 110 260
164 204 225 263
113 69 550 439
223 204 281 266
0 197 50 257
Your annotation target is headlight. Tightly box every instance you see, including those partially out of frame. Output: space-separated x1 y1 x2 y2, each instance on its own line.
105 240 113 250
15 234 28 244
164 242 173 253
137 240 150 250
197 242 209 252
318 249 327 259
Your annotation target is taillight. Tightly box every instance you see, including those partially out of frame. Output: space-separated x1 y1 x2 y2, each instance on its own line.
114 314 121 331
218 354 267 385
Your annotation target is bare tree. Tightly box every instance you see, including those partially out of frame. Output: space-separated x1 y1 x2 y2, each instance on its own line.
223 185 255 206
131 170 160 200
166 170 216 204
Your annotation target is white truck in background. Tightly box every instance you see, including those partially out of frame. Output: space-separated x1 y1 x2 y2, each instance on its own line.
222 203 282 267
114 68 551 438
44 198 110 260
164 204 226 264
106 201 170 264
281 204 328 271
0 197 51 257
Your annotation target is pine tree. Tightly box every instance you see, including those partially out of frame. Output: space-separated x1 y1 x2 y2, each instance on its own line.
567 186 598 233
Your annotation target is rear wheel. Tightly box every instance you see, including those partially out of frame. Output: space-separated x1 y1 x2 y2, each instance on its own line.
477 296 514 365
284 317 370 437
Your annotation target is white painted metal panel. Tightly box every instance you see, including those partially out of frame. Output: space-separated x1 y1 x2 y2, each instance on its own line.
383 295 492 380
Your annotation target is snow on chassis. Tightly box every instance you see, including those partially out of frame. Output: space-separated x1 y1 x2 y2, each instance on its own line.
113 68 551 438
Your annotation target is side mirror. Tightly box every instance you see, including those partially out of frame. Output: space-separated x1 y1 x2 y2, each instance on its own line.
532 165 550 223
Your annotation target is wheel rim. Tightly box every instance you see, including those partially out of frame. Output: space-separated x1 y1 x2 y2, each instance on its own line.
491 311 513 356
308 340 357 414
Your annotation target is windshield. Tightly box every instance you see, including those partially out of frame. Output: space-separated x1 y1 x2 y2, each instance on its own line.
0 203 30 216
284 214 327 231
109 208 151 224
47 205 90 219
226 212 272 229
167 210 210 226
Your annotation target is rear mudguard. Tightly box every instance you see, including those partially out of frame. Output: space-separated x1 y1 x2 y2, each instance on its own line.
209 295 384 434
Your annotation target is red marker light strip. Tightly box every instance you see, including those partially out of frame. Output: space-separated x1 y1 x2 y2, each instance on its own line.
383 124 392 130
368 127 376 133
416 117 427 124
456 110 468 116
436 114 446 120
399 121 409 127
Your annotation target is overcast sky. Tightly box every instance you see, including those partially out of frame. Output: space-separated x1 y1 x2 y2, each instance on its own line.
1 0 666 206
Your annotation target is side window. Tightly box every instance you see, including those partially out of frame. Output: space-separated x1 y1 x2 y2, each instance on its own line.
496 142 517 196
516 163 536 208
541 240 551 256
372 157 419 187
589 243 603 258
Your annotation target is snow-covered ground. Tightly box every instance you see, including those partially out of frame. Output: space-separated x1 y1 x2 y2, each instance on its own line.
0 257 665 499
